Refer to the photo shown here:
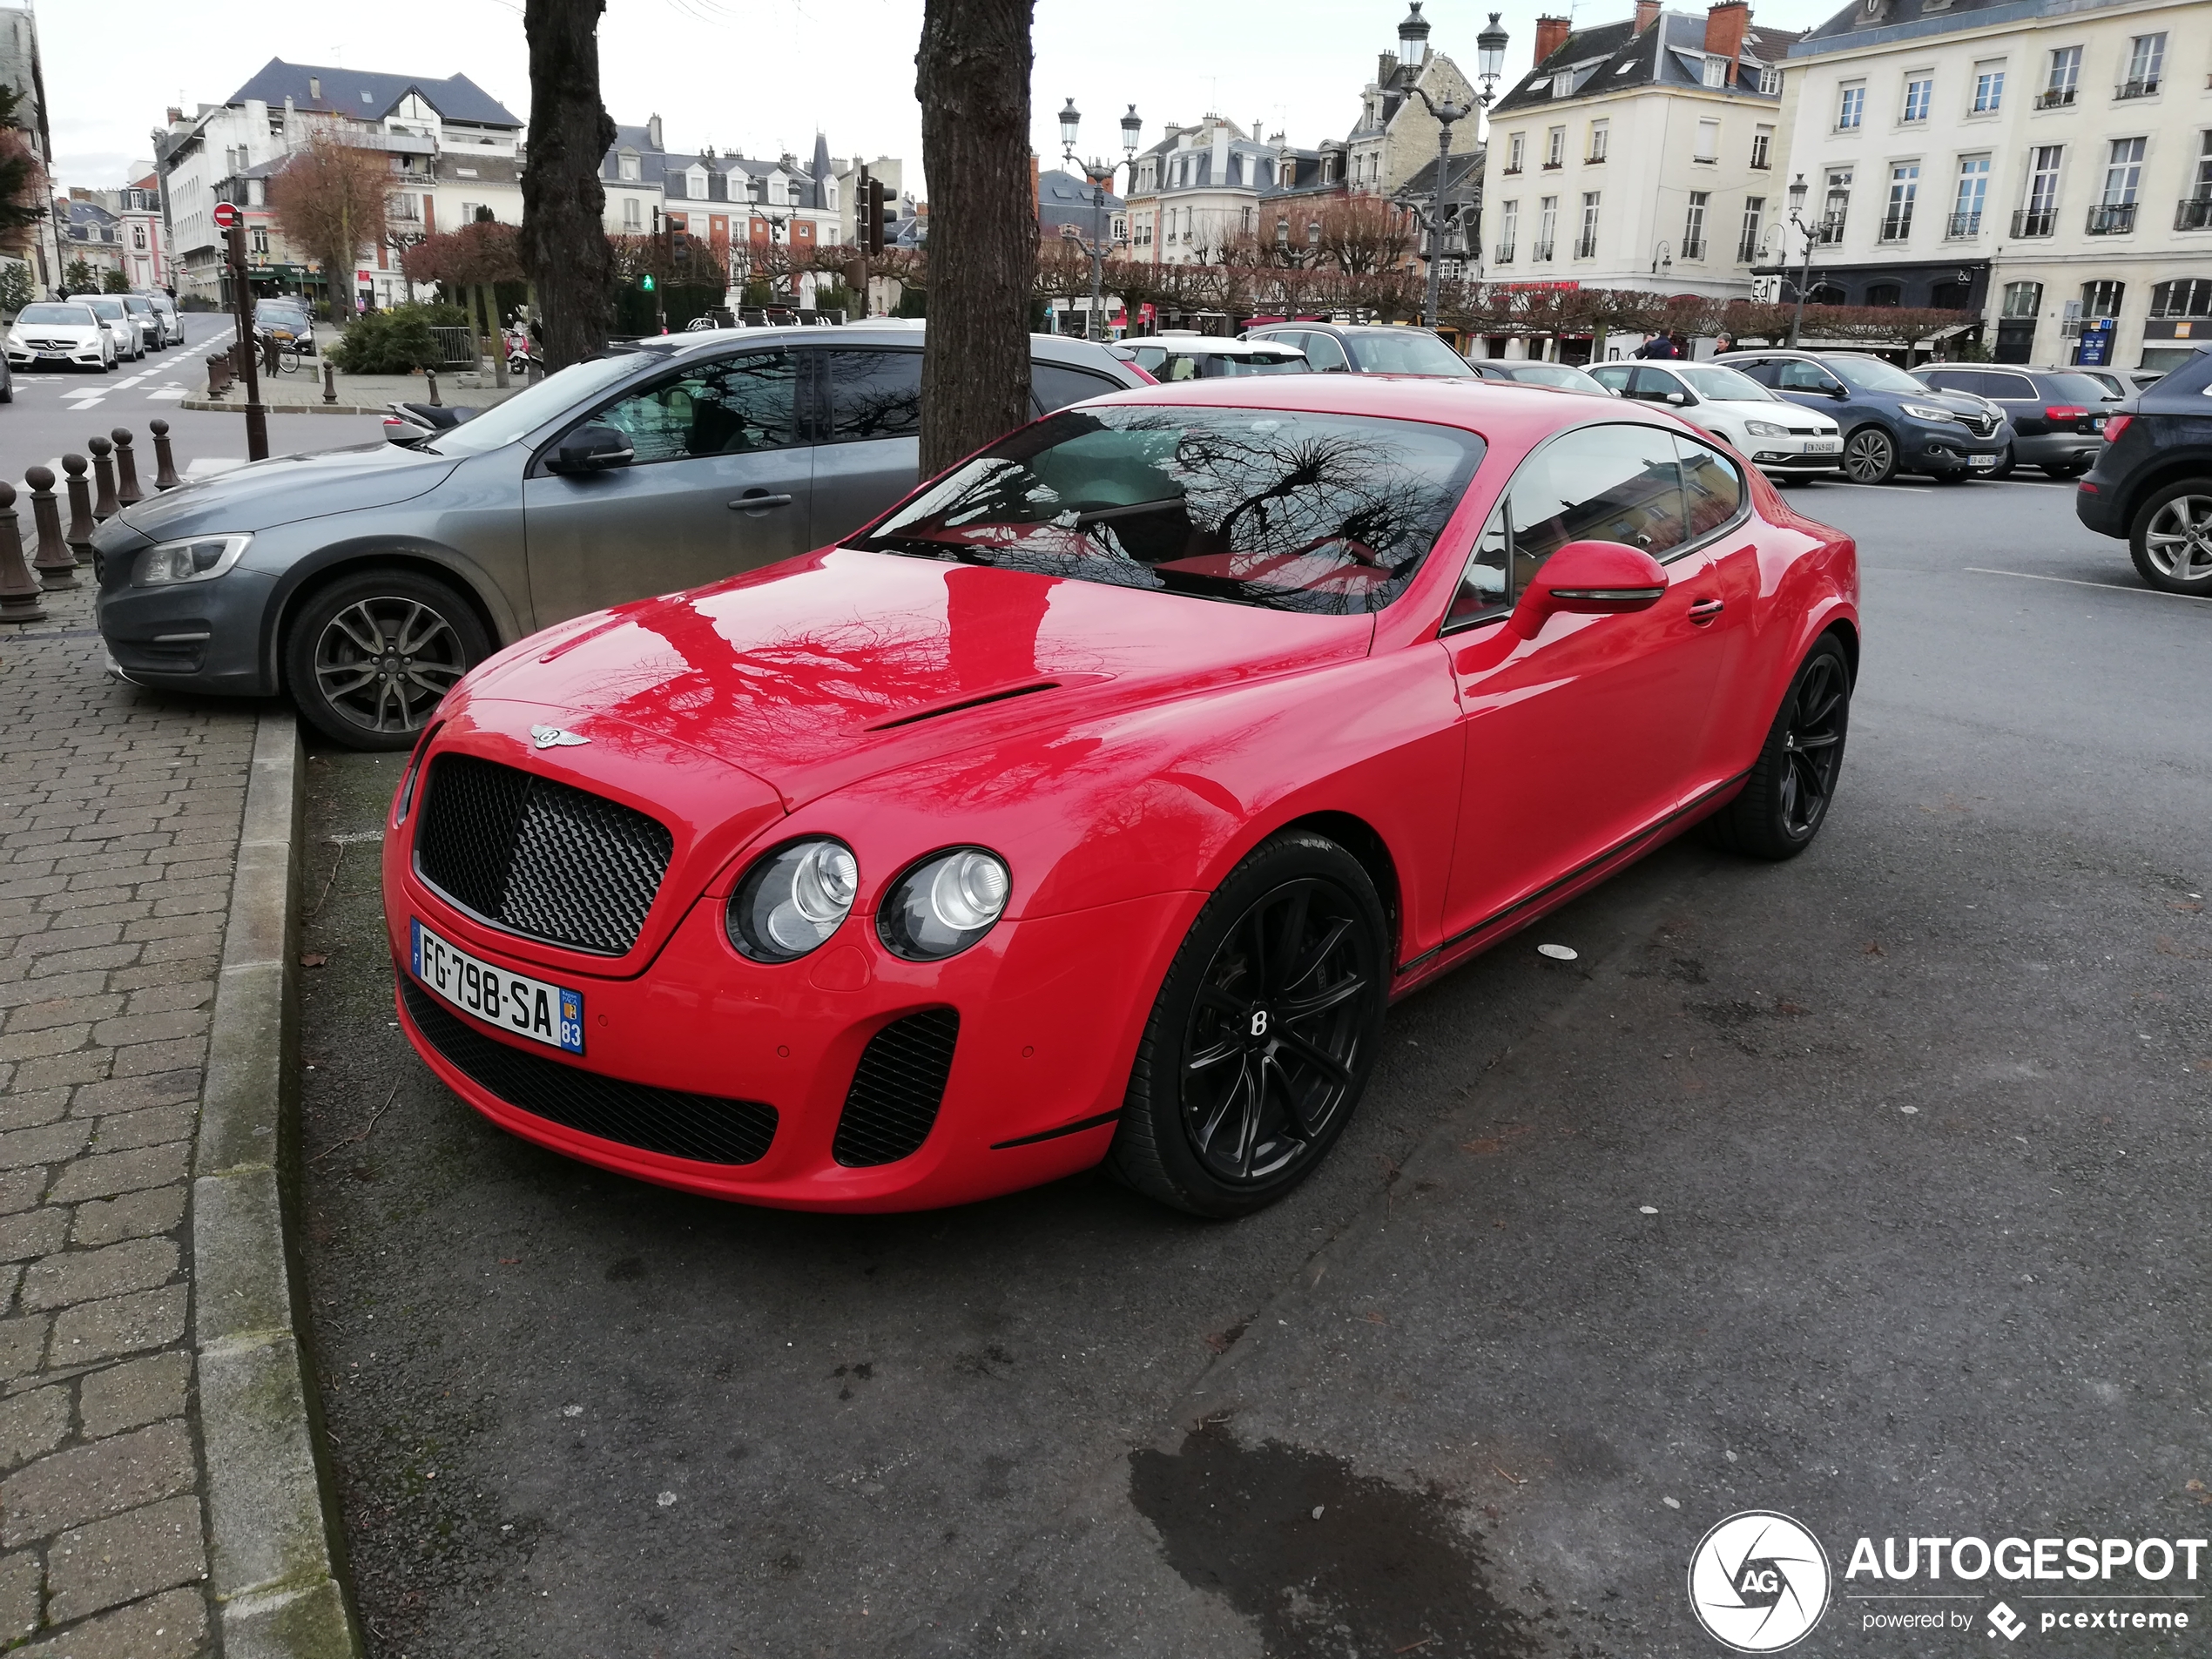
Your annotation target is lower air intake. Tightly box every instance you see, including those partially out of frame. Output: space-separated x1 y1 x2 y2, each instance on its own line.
832 1009 960 1167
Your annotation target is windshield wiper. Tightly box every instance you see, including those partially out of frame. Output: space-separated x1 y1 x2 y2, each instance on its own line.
851 534 988 564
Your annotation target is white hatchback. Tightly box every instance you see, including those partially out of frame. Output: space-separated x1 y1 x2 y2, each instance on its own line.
1589 361 1843 479
1126 335 1310 381
5 301 114 372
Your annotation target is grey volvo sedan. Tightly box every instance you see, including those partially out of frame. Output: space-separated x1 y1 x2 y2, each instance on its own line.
91 324 1146 748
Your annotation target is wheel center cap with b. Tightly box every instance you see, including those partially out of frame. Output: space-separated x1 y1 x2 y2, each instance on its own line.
1244 1006 1275 1045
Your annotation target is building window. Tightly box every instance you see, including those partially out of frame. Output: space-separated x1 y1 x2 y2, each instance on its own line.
1536 195 1558 258
1822 167 1852 241
2118 33 2164 98
1972 60 2006 113
1546 127 1565 168
1588 120 1608 163
2149 279 2212 318
2080 280 2123 320
132 225 147 250
249 227 268 256
2102 137 2145 205
2001 280 2041 318
1837 84 1865 130
1499 199 1518 257
1683 192 1709 258
1882 162 1919 239
1738 196 1764 261
1759 66 1781 96
1576 192 1600 257
623 197 640 229
1951 155 1989 234
1695 119 1718 163
619 152 639 182
1866 281 1902 307
1750 126 1772 169
2041 46 2080 107
1703 56 1727 88
1902 76 1932 123
1506 132 1524 173
2017 144 2064 236
2193 132 2212 207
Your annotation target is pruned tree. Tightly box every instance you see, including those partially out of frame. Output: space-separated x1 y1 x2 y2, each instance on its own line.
914 0 1035 475
1314 195 1414 275
403 217 527 380
520 0 617 369
267 133 391 321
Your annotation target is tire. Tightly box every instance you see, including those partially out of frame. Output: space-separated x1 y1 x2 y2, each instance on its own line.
2128 482 2212 595
282 568 489 751
1988 442 2015 480
2045 461 2088 480
1700 634 1851 861
1840 426 1897 484
1107 831 1389 1217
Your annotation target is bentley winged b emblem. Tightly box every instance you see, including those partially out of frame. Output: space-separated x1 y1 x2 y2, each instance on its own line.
529 725 590 750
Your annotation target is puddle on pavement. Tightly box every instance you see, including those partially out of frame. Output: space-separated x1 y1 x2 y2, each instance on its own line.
1129 1420 1539 1656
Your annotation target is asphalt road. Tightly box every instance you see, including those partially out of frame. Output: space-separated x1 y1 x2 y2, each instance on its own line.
0 309 384 487
287 473 2209 1658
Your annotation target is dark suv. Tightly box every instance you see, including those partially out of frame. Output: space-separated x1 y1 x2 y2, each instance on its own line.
1915 365 2109 478
1718 348 2009 483
2074 346 2212 595
1242 321 1476 378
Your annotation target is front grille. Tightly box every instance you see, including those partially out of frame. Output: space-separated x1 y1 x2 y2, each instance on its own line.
415 753 672 954
401 977 777 1165
1961 413 1998 437
833 1010 960 1167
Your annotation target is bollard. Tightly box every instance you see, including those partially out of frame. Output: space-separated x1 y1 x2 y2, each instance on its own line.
111 428 145 508
424 366 441 407
0 482 45 624
206 352 233 397
88 435 120 521
322 360 337 405
150 419 181 490
25 467 77 590
62 455 95 563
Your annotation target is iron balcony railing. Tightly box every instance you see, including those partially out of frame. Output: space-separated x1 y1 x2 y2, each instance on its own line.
2177 197 2212 231
1494 244 1515 263
1946 211 1983 238
2034 86 2075 109
2113 77 2160 99
1736 239 1760 263
2011 207 2056 237
1574 234 1598 258
1532 239 1555 260
2086 201 2137 234
1680 237 1706 260
1816 214 1847 245
1878 212 1914 241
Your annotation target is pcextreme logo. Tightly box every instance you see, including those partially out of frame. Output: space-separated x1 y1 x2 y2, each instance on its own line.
1688 1511 1833 1652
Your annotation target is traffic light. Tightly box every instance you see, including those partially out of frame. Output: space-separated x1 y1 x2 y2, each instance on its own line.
867 178 888 256
640 272 656 292
671 228 691 269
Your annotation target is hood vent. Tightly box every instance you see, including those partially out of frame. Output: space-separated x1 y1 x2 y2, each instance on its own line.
866 680 1062 732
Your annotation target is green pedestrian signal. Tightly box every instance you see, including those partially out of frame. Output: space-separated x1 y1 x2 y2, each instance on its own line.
641 273 657 292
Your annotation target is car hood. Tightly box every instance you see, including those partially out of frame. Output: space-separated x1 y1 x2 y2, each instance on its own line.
10 324 99 340
455 545 1377 811
1710 398 1838 428
111 442 459 538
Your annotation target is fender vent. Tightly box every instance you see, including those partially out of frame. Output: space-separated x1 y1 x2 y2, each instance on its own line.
832 1009 960 1166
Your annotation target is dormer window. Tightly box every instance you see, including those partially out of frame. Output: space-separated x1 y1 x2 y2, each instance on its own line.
1759 65 1782 95
1703 56 1728 87
619 152 640 182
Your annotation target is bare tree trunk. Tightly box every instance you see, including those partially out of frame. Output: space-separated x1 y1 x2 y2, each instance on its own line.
520 0 616 370
915 0 1035 476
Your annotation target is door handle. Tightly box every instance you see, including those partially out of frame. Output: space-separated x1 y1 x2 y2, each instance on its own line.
730 492 793 511
1688 597 1724 624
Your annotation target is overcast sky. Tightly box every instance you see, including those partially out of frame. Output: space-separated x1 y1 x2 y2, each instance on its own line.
39 0 1845 192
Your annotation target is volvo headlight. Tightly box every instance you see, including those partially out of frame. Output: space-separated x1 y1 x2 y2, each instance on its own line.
134 534 252 586
727 839 859 961
1901 402 1959 423
1744 420 1790 437
878 847 1010 961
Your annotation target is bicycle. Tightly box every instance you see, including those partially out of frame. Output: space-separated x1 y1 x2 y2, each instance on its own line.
259 330 304 376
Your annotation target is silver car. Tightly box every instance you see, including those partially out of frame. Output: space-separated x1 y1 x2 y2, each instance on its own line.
91 324 1147 748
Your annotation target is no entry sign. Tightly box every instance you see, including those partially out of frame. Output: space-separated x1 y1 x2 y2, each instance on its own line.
212 202 239 231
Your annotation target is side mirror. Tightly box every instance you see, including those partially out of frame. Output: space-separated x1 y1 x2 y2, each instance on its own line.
546 424 634 475
1825 382 1849 398
1665 390 1690 406
1512 540 1669 639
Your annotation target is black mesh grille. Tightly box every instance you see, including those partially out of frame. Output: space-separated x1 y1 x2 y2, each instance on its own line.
833 1009 960 1167
401 977 777 1165
415 753 673 954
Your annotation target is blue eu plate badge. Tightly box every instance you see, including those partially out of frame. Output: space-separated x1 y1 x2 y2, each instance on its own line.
411 918 585 1055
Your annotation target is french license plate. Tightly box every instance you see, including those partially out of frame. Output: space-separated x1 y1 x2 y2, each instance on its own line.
410 918 583 1054
1970 453 1999 469
1803 439 1841 453
36 352 64 362
2092 416 2107 431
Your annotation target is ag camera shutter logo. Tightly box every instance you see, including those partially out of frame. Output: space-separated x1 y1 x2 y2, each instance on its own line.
1688 1511 1832 1652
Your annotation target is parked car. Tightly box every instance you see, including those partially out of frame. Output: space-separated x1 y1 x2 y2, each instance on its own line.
118 294 163 354
5 301 112 374
1590 361 1844 480
2073 346 2212 595
1124 335 1309 381
381 374 1859 1215
253 299 315 356
81 295 144 363
1469 360 1611 394
1717 348 2008 482
91 324 1149 748
139 290 184 347
1243 320 1477 378
1914 365 2109 478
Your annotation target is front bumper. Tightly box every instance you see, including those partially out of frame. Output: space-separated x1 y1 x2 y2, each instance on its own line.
1901 419 2009 475
94 562 278 697
7 347 106 368
1748 434 1844 474
384 831 1197 1212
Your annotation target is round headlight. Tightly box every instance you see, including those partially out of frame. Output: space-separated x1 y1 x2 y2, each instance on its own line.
878 848 1010 961
726 839 858 962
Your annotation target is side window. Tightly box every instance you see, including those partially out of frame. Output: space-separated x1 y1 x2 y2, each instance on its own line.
1033 361 1123 412
1300 332 1351 373
1983 373 2036 400
1130 346 1167 373
1919 368 1974 395
1157 354 1201 382
1588 363 1632 394
593 350 799 462
1675 434 1745 540
1776 360 1838 393
1732 359 1779 387
1629 366 1685 403
1450 505 1510 621
825 348 922 441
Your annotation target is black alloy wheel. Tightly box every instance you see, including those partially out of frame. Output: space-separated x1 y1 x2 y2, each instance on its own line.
1110 832 1387 1217
1701 635 1851 860
1841 427 1897 484
284 568 489 750
2128 483 2212 595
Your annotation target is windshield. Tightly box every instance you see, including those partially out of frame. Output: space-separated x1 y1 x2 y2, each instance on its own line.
1677 364 1777 402
851 405 1485 615
85 299 125 320
256 301 307 320
426 354 651 456
1828 356 1929 394
17 304 95 327
1510 363 1602 390
1345 330 1475 377
122 297 152 314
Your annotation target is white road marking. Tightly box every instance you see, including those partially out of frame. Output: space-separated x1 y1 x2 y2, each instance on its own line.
1964 567 2212 605
146 386 188 401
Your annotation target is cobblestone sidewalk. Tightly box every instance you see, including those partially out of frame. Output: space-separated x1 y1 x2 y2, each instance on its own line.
1 583 254 1656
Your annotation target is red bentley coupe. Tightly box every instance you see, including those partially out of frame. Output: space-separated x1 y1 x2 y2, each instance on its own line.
383 375 1858 1216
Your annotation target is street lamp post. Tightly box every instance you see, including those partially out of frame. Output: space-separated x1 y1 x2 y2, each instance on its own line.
1399 12 1507 330
1786 172 1817 348
1058 100 1141 341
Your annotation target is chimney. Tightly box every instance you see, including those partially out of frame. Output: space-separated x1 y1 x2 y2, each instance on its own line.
1704 1 1750 80
1634 0 1662 33
647 113 664 152
1378 51 1399 85
1533 15 1572 64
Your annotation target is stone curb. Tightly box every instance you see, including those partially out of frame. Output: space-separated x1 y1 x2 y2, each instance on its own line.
178 401 390 416
192 710 366 1659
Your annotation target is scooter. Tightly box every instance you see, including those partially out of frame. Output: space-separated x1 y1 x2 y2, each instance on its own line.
381 401 477 448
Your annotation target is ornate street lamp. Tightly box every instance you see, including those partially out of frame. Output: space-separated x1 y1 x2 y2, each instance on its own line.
1060 99 1140 341
1399 14 1507 330
1785 172 1817 347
